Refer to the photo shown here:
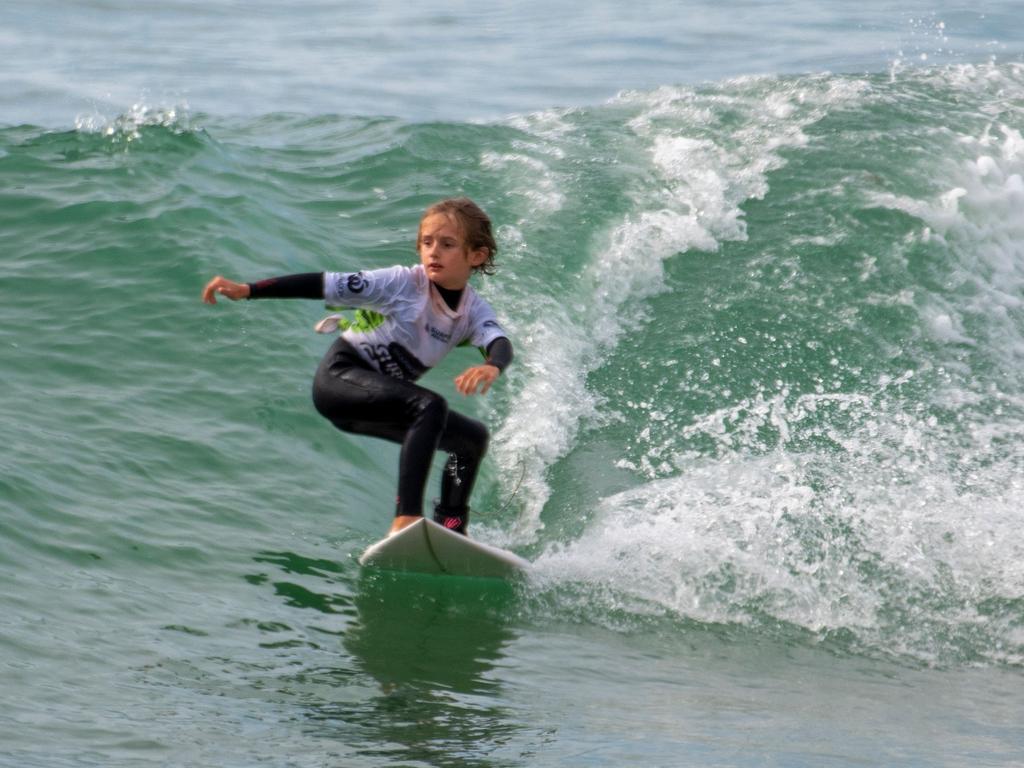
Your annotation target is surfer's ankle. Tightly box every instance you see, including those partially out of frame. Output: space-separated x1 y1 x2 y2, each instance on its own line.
432 502 469 535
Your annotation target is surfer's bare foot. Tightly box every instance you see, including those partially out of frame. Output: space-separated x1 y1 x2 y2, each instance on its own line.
389 515 422 535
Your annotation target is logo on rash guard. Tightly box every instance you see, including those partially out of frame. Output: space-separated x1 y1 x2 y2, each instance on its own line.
347 272 367 293
425 324 452 344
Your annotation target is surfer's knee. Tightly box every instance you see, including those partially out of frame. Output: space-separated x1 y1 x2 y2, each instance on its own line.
440 413 489 461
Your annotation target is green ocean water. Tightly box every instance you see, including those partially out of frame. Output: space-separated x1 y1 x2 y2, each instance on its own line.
4 35 1024 768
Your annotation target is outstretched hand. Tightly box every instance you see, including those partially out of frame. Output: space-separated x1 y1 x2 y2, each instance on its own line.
202 276 250 304
455 364 500 395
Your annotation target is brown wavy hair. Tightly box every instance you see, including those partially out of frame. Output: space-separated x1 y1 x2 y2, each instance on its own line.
418 197 498 275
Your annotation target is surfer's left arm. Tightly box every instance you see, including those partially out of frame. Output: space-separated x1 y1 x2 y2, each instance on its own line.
455 337 512 395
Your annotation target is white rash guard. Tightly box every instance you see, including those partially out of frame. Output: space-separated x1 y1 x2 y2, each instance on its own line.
317 264 507 381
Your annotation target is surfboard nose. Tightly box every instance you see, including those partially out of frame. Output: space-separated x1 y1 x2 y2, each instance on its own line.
359 518 529 579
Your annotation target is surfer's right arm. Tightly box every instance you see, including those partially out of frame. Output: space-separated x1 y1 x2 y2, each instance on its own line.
201 273 325 304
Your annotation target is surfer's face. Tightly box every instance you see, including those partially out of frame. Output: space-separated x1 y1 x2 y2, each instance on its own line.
418 213 488 290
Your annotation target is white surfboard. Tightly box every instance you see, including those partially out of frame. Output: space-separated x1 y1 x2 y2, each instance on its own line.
358 518 529 579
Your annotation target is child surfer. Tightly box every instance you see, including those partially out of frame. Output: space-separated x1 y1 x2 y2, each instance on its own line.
201 198 512 536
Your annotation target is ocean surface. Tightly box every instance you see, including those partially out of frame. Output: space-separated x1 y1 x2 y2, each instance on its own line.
3 1 1024 766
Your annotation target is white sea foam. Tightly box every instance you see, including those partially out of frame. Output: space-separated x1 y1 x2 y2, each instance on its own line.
490 76 868 543
74 101 192 141
868 120 1024 371
531 384 1024 664
522 68 1024 663
481 108 575 216
480 151 566 213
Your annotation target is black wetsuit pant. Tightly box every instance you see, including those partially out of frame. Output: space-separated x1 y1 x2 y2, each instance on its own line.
311 337 487 532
